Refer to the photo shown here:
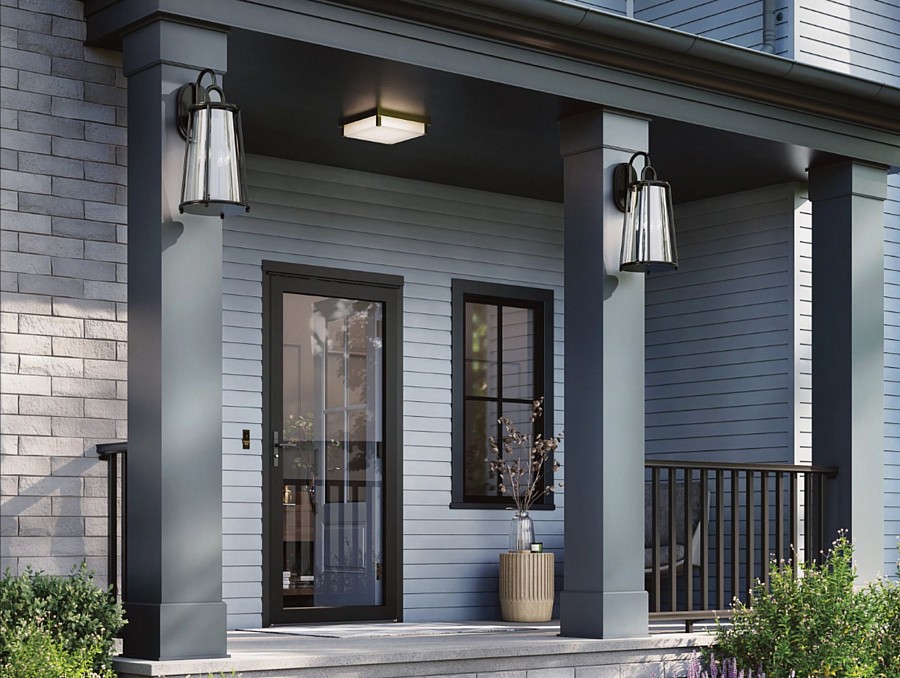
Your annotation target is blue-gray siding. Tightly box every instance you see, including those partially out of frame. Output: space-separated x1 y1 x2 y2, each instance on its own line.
645 184 798 464
220 156 565 628
635 0 793 55
796 0 900 86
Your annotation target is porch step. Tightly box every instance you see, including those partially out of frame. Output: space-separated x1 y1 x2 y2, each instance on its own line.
113 626 712 677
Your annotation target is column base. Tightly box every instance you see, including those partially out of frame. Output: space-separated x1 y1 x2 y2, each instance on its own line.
559 589 648 639
122 601 228 660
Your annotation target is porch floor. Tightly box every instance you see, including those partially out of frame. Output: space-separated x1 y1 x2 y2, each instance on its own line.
112 621 714 678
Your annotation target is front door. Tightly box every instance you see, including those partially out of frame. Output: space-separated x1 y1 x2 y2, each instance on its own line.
265 263 402 624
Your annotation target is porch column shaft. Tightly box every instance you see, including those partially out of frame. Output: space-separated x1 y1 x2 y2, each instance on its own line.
122 21 228 659
559 109 649 638
809 160 886 583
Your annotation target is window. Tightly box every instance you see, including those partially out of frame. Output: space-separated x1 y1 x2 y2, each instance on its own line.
451 280 555 508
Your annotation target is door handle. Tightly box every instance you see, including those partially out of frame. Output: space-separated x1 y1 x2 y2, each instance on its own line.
272 431 298 467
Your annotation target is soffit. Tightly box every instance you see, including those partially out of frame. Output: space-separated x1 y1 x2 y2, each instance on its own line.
82 0 895 201
228 31 829 204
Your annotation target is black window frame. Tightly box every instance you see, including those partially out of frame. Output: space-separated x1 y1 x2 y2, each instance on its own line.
450 279 555 510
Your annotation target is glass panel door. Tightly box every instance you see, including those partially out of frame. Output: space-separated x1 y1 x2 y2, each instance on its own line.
277 292 384 613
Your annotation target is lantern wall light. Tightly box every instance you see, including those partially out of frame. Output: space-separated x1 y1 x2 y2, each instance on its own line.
614 151 677 274
177 68 250 219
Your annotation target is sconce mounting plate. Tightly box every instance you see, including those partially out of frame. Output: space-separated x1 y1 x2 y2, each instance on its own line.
613 162 636 212
176 82 198 139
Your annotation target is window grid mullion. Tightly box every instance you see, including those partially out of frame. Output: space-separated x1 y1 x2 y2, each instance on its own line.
495 303 504 500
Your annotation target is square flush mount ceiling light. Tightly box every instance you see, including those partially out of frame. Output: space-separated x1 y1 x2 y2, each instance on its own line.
342 110 428 144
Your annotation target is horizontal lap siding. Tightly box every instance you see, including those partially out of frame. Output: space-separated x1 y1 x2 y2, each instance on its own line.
221 156 564 627
645 184 797 464
886 174 900 576
797 0 900 86
635 0 793 55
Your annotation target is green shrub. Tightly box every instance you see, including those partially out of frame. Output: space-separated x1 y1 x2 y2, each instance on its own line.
0 563 124 673
711 535 900 677
0 621 114 678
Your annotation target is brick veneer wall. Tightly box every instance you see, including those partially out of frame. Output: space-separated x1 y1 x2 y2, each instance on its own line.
0 0 127 585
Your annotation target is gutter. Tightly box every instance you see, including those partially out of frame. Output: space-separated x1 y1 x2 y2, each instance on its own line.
406 0 899 110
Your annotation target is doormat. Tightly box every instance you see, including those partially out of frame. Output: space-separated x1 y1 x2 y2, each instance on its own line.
241 622 553 639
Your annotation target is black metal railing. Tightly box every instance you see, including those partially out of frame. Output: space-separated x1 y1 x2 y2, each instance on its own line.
644 460 837 630
99 442 835 630
96 442 126 602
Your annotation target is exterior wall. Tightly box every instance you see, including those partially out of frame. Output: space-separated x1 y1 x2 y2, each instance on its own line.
221 155 565 628
0 0 127 583
645 184 798 464
795 0 900 86
634 0 793 56
885 173 900 575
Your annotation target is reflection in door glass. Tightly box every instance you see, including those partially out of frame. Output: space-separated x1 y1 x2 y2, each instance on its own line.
280 293 383 609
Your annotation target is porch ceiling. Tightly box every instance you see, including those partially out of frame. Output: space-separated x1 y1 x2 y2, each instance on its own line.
228 29 835 204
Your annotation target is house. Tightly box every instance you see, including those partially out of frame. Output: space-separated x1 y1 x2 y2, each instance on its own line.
1 0 898 668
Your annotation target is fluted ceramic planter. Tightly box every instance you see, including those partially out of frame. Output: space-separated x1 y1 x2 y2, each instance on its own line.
498 551 555 622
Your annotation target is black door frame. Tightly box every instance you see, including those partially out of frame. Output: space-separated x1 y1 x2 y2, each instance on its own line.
262 260 403 625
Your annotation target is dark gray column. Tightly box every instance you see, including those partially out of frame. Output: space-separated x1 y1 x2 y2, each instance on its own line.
809 161 887 583
122 21 228 660
559 109 649 639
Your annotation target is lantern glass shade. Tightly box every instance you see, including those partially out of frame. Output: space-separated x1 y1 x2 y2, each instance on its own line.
180 100 249 218
619 178 677 273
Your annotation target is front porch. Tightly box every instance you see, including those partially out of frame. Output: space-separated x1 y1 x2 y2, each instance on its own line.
112 622 712 678
79 0 896 663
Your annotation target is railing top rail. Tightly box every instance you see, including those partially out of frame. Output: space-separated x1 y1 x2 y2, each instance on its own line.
96 442 127 458
645 459 837 475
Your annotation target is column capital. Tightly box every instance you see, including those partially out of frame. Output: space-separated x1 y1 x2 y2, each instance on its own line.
123 19 228 78
559 108 650 157
808 160 889 202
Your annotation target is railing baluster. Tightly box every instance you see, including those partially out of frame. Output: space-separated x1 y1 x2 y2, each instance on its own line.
121 452 127 601
669 468 677 610
746 469 755 598
775 471 784 571
804 471 812 563
816 471 827 560
652 465 660 612
732 470 740 604
716 469 725 611
700 470 709 612
761 470 769 588
684 468 693 612
107 452 118 600
790 471 799 577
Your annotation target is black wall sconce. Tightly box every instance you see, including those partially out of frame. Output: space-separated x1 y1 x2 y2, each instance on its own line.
177 68 250 219
614 152 677 273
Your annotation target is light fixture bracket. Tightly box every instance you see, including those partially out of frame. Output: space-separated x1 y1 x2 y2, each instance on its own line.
614 151 653 212
176 68 220 139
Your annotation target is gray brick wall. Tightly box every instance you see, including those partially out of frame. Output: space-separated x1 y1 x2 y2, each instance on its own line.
0 0 127 584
